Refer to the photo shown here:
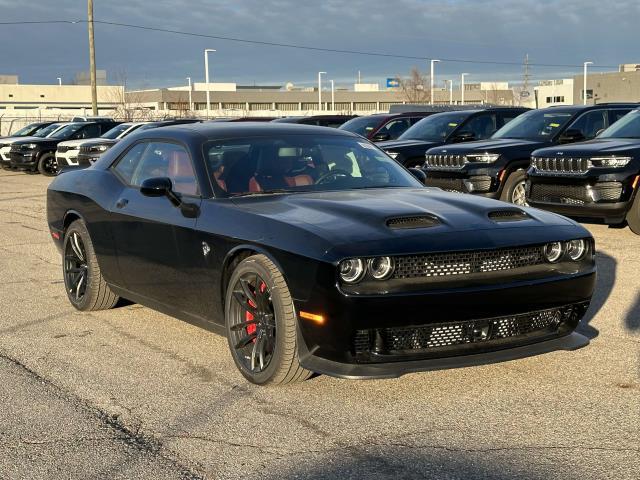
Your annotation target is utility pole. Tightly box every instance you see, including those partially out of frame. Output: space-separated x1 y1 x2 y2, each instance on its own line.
87 0 98 115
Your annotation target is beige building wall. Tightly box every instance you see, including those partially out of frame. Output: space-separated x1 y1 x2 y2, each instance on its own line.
0 84 125 110
535 79 574 107
572 70 640 104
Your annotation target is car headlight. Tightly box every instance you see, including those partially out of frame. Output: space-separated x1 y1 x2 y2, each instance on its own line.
543 242 563 262
588 156 632 168
465 153 500 163
23 143 38 150
368 257 395 280
339 258 365 283
567 239 587 261
90 144 109 153
386 152 399 159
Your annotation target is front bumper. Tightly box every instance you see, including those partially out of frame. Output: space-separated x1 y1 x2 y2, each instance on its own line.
57 150 79 167
423 164 503 198
294 269 595 378
9 150 38 169
526 170 639 223
0 146 11 164
75 152 99 167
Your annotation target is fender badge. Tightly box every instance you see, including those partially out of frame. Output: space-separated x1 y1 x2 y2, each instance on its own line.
202 242 211 257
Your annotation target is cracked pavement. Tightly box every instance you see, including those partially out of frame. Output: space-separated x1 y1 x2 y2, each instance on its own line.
0 169 638 479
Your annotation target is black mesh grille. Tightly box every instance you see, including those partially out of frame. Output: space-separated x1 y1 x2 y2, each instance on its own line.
57 146 70 153
354 307 568 355
386 216 439 229
532 157 590 174
425 154 468 169
424 177 466 192
393 245 544 279
592 182 623 201
530 184 589 204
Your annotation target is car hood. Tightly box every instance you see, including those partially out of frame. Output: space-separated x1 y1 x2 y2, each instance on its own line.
12 137 60 147
57 139 86 148
427 138 547 155
532 138 640 156
378 139 439 150
0 135 40 146
230 188 585 258
83 138 118 147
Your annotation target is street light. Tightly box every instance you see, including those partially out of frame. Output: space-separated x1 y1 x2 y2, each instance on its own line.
445 80 453 105
56 77 62 86
186 77 192 112
430 59 440 105
461 73 469 105
583 61 593 105
204 48 216 118
330 79 335 111
318 71 326 111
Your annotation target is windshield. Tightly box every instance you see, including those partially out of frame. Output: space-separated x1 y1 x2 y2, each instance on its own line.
11 123 41 137
101 124 132 139
492 109 574 141
399 112 472 141
50 123 85 139
34 123 66 138
205 134 422 196
599 110 640 139
339 116 383 137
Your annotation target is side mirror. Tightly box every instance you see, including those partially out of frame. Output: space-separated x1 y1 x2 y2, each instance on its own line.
452 131 475 142
559 129 585 143
372 132 390 142
408 168 427 184
140 177 182 207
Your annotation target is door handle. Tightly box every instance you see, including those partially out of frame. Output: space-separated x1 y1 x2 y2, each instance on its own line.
115 198 129 209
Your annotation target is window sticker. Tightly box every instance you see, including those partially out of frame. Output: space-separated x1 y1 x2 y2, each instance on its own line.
448 123 458 127
549 123 560 128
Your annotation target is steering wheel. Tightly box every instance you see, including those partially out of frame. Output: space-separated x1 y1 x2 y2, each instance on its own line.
315 169 352 184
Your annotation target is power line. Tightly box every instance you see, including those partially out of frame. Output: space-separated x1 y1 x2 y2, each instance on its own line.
0 19 622 70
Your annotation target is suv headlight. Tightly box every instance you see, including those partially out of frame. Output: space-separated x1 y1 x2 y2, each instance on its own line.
89 145 109 153
465 153 500 163
23 143 38 150
588 156 632 168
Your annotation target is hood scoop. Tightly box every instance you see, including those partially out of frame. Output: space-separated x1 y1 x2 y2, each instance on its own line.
386 215 440 229
488 209 530 222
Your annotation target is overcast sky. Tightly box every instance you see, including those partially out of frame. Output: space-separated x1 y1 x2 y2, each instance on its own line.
1 0 639 89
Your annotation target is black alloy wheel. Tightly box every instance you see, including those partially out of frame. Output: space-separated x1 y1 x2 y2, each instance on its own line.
38 153 59 176
64 230 88 303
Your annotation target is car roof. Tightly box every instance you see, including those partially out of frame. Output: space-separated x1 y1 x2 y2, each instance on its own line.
545 103 639 112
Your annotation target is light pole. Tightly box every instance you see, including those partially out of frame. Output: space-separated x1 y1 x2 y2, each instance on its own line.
318 71 326 111
583 61 593 105
330 79 335 111
445 80 453 105
430 59 440 105
461 73 469 105
186 77 192 112
204 48 216 118
57 77 62 86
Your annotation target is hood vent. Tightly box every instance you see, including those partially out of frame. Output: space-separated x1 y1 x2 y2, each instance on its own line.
386 215 440 229
488 209 529 222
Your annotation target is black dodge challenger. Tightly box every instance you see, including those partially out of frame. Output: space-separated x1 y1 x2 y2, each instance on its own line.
47 123 596 385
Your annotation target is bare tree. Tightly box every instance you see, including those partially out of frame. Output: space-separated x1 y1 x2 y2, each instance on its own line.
395 67 430 104
108 70 153 121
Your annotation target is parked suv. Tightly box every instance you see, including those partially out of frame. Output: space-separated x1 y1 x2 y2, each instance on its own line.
339 112 438 142
272 114 357 128
423 103 637 205
0 122 69 169
379 107 528 167
1 121 57 139
9 121 119 175
527 108 640 234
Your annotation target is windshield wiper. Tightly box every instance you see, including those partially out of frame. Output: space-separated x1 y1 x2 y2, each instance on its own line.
231 189 292 197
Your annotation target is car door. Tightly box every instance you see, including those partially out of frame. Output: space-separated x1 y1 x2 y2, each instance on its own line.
108 140 202 310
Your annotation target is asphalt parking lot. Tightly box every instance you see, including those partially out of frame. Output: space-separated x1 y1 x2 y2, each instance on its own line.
0 169 638 480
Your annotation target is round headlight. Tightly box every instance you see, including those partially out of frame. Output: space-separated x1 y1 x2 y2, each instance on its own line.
339 258 365 283
543 242 563 262
368 256 395 280
567 239 586 261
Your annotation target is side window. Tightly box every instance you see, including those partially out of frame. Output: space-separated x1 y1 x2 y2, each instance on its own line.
73 124 101 139
132 142 199 196
464 114 497 140
609 109 631 126
567 110 607 139
379 118 410 139
112 142 149 184
100 123 117 135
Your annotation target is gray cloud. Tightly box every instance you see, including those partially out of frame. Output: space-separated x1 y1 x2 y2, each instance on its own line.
1 0 638 88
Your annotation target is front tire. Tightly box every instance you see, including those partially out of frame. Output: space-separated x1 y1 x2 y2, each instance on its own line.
37 152 59 176
63 220 119 311
500 169 528 206
626 192 640 235
225 254 312 385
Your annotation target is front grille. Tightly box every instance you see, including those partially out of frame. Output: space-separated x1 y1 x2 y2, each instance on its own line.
532 156 590 174
425 154 468 169
386 215 440 229
530 183 589 204
592 182 623 201
393 245 544 279
424 177 466 192
352 305 584 356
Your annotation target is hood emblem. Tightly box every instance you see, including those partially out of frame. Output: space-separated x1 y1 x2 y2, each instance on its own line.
556 152 564 155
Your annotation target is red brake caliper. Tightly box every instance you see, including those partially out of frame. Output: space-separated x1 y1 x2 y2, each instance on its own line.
245 282 267 340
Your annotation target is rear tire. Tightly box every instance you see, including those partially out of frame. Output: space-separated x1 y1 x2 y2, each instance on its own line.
63 220 119 311
225 254 312 385
37 152 59 176
626 192 640 235
500 169 528 206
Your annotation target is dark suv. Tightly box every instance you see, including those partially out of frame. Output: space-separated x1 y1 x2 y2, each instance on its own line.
9 121 120 175
272 114 357 128
423 103 637 205
339 112 438 142
527 108 640 234
379 107 528 168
